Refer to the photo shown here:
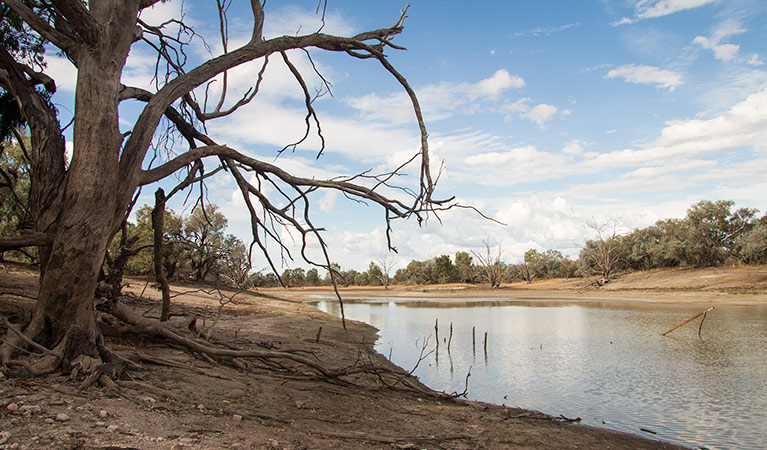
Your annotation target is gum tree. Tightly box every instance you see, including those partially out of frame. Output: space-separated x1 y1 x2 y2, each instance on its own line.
0 1 446 376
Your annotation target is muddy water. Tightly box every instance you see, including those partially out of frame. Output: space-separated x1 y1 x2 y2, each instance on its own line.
315 298 767 450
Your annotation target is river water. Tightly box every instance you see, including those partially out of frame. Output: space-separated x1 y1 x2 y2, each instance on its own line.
314 297 767 450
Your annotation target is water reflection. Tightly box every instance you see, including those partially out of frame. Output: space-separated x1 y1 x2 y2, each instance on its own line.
315 298 767 450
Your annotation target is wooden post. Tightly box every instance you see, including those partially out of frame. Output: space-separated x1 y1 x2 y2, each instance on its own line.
447 322 453 352
662 307 715 336
472 326 476 352
483 331 488 356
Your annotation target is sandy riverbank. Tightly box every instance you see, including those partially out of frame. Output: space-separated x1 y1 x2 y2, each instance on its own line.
4 264 763 449
271 265 767 306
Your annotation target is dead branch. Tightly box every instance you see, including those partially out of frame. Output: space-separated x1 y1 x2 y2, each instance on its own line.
116 380 181 400
661 307 715 336
0 232 54 251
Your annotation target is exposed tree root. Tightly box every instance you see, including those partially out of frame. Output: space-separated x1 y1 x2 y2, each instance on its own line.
313 429 478 447
1 292 448 404
105 299 435 393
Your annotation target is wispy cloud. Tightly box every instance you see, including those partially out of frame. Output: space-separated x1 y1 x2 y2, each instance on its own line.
606 64 683 91
613 0 717 25
346 69 525 124
513 23 582 37
692 20 746 62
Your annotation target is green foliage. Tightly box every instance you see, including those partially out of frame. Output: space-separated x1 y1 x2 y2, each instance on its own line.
305 268 320 286
0 1 48 68
454 251 473 283
0 137 34 262
366 262 384 286
579 200 763 276
112 199 766 289
120 202 250 287
736 217 767 264
432 255 457 284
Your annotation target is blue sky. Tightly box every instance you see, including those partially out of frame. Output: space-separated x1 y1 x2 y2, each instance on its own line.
46 0 767 272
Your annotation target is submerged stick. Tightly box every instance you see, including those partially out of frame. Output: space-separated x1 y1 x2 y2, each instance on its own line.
447 322 453 353
698 310 709 338
661 307 715 336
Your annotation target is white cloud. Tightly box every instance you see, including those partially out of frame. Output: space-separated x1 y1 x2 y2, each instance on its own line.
464 145 541 166
138 0 187 27
43 56 77 93
747 54 765 67
503 98 568 127
606 64 683 91
692 22 746 62
635 0 716 19
346 69 525 124
584 87 767 171
613 0 716 25
475 70 526 98
523 104 560 126
319 190 338 213
611 17 635 26
263 5 355 38
712 44 740 61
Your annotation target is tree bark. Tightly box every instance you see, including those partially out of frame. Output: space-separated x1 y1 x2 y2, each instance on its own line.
152 188 172 321
0 5 140 369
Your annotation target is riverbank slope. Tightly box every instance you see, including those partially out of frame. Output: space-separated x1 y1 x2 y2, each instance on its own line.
3 264 750 449
274 265 767 305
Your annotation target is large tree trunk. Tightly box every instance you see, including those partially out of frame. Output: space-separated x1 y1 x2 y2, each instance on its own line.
0 12 137 370
25 49 122 364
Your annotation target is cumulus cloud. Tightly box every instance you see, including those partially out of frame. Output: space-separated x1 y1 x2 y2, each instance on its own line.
606 64 683 91
475 70 526 98
503 98 568 127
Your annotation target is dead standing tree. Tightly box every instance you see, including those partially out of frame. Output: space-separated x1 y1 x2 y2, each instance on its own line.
0 1 450 377
472 238 503 288
580 219 626 286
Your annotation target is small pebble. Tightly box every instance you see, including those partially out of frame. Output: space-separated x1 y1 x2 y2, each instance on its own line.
56 413 70 422
6 403 18 412
107 425 119 433
98 410 108 418
232 414 243 423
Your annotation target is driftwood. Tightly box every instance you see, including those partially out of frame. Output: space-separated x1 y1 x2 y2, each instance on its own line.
661 307 715 336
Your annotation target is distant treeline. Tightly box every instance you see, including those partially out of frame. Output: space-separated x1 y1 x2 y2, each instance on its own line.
252 200 767 288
